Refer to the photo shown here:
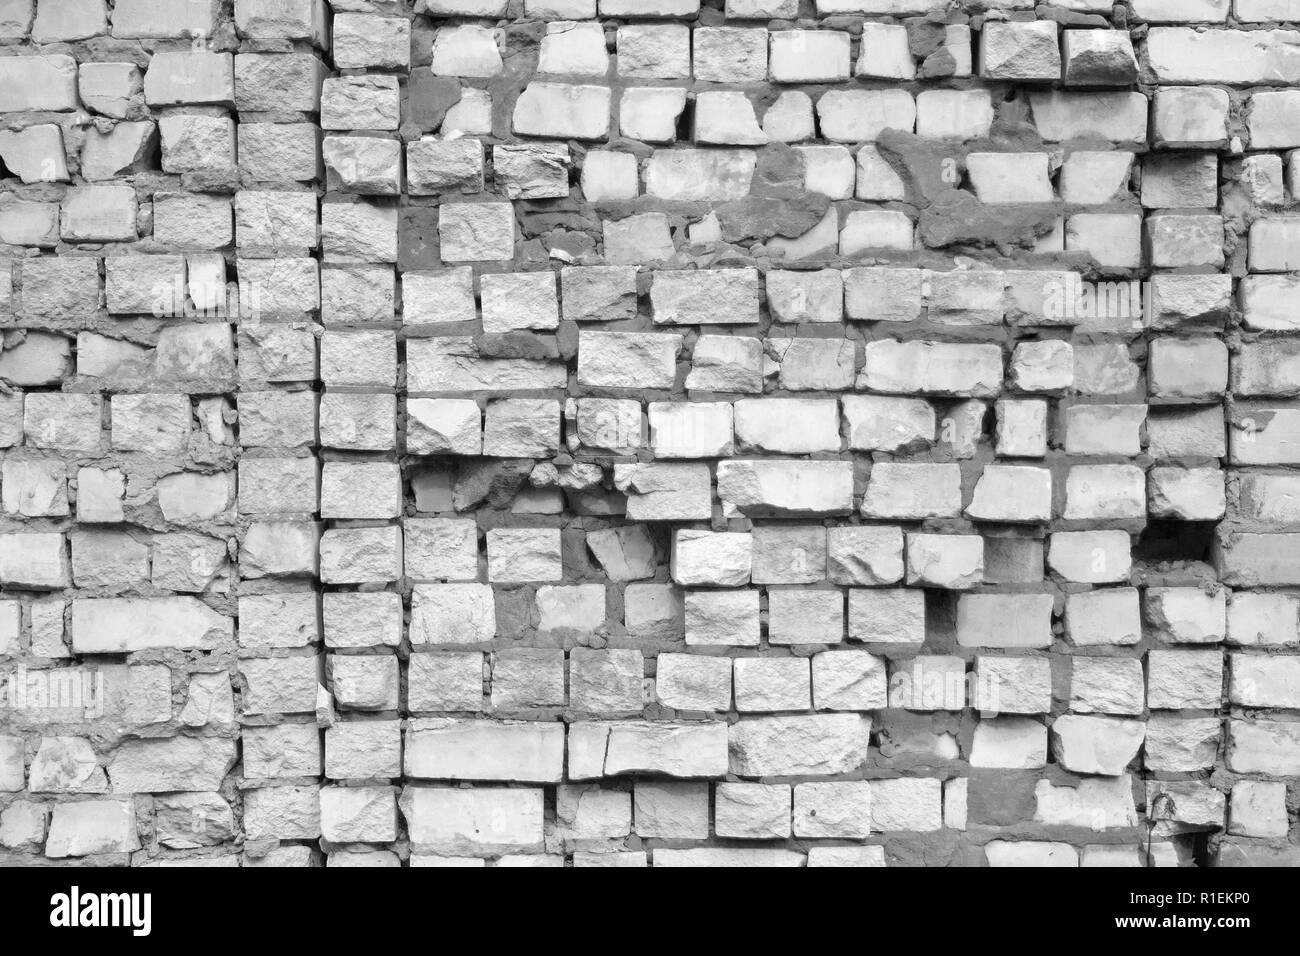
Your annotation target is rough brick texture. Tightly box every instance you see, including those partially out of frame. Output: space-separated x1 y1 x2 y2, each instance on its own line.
0 0 1298 869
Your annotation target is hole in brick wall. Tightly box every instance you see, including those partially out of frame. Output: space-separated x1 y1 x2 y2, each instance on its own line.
922 588 958 651
143 134 162 172
1133 520 1217 565
1191 832 1213 867
675 98 695 144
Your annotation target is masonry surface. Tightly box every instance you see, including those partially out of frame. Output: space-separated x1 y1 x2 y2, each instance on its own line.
0 0 1297 869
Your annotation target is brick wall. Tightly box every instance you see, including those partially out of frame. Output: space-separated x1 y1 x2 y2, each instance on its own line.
0 0 1298 867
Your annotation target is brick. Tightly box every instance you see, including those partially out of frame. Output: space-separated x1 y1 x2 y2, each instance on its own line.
570 720 728 779
718 460 855 517
615 462 712 520
1145 716 1220 772
827 526 903 586
410 652 484 711
862 463 961 519
1227 719 1300 775
1228 592 1300 646
45 800 138 858
1050 715 1145 776
402 787 544 856
980 21 1060 81
654 847 802 867
650 402 733 457
570 648 642 714
848 588 924 645
860 340 1001 396
715 783 790 838
774 338 855 391
967 466 1052 523
734 658 811 712
656 654 732 711
406 719 564 783
1147 28 1300 85
684 589 759 646
1230 653 1300 707
771 31 850 83
1071 658 1145 715
1228 780 1287 838
729 715 869 777
514 83 610 139
871 777 942 832
108 737 237 793
889 655 965 711
812 650 886 711
767 588 844 645
321 786 398 843
906 533 983 589
971 717 1048 769
645 148 756 200
752 526 826 584
974 656 1051 715
957 594 1054 649
1145 587 1227 644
